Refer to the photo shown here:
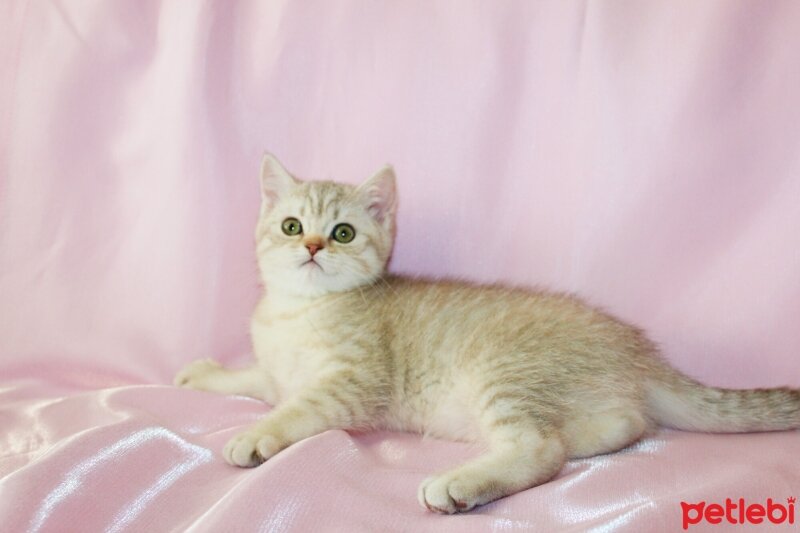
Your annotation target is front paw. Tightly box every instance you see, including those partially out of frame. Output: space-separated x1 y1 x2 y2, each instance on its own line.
223 430 282 467
174 358 221 388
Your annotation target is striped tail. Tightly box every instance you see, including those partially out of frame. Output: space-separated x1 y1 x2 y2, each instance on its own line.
646 368 800 433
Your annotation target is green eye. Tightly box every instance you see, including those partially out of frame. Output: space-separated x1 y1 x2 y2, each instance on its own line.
281 217 303 236
331 223 356 243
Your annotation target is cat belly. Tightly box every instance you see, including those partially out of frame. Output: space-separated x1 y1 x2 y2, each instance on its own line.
385 380 482 442
425 396 482 442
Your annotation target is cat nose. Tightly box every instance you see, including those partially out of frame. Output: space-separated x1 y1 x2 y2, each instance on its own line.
305 240 324 256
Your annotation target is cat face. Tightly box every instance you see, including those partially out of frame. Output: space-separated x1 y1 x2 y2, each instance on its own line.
255 154 396 297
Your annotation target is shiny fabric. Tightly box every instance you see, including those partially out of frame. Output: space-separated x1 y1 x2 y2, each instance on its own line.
1 1 799 531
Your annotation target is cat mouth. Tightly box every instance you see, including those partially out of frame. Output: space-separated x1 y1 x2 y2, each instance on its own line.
301 259 324 271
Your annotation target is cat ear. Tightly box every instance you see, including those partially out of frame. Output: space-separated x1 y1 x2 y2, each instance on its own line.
260 153 297 209
358 165 397 224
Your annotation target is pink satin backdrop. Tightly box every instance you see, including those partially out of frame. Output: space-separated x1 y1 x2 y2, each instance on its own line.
1 1 799 531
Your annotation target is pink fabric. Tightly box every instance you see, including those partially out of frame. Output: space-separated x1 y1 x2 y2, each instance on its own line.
2 1 799 531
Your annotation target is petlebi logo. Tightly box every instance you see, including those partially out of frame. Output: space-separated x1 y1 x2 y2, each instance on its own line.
681 496 796 529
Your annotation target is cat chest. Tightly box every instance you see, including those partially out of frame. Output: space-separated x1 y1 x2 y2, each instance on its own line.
250 317 330 399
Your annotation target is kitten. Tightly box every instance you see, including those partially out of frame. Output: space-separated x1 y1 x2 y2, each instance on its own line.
175 154 800 514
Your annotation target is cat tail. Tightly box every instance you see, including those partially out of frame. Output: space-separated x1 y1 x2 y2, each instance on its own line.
645 364 800 432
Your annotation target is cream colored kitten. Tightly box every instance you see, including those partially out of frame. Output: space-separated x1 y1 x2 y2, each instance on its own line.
175 154 800 513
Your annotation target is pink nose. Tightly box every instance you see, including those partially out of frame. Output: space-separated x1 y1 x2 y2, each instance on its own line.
306 243 322 256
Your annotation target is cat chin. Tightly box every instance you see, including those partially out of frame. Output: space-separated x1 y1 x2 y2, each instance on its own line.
261 269 373 299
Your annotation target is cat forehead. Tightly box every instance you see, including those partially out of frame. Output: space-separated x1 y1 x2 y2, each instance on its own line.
282 181 365 218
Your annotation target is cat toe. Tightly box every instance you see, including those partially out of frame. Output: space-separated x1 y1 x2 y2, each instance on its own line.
223 432 263 468
255 434 281 460
173 359 220 388
418 475 476 514
173 367 191 386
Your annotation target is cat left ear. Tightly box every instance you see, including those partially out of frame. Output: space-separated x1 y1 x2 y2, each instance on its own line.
358 165 397 224
260 153 297 209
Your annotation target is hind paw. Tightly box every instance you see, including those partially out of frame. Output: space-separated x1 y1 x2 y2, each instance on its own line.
418 473 480 514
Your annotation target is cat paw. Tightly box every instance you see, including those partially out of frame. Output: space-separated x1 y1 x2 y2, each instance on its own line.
223 430 281 468
418 474 479 514
174 359 221 388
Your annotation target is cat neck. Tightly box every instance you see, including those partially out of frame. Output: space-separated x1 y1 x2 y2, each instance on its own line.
262 284 348 314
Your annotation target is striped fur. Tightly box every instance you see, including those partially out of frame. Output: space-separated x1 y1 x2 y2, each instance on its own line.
175 154 800 514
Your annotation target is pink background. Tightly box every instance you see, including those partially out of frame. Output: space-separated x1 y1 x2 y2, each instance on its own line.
1 1 798 531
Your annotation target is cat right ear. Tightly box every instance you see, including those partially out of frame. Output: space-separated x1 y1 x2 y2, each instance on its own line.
260 153 297 209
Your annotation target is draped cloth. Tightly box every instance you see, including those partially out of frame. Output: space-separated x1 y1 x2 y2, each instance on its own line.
1 2 798 531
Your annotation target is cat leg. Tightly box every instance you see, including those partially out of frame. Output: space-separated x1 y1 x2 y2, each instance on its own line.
418 423 566 514
174 359 277 403
223 370 378 467
562 408 649 459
